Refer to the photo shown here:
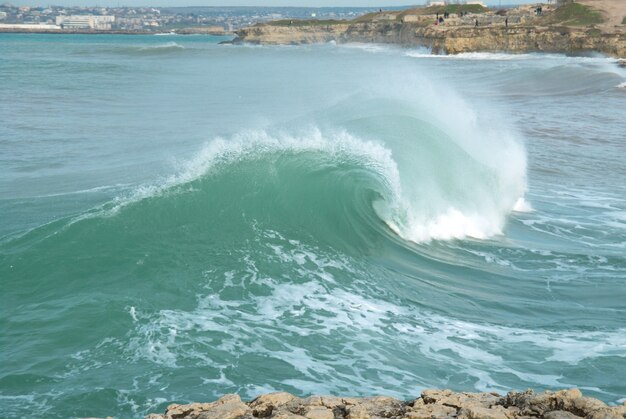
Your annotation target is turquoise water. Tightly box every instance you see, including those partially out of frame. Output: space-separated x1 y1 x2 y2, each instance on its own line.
1 34 625 418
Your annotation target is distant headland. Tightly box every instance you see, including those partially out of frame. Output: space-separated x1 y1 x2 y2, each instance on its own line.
232 0 626 58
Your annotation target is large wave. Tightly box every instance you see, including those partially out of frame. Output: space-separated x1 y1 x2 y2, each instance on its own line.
58 85 528 246
59 126 524 250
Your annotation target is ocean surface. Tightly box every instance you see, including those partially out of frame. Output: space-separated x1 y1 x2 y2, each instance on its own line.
1 34 625 418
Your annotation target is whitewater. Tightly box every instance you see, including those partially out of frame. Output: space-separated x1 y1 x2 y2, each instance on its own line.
0 34 625 418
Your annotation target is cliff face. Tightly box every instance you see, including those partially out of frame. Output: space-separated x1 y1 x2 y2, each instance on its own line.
235 22 626 58
234 24 351 45
432 26 626 57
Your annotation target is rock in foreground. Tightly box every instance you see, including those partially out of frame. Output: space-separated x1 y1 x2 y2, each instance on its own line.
146 389 626 419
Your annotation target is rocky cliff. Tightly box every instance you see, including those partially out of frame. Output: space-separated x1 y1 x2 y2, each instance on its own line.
234 23 626 58
145 389 626 419
424 26 626 57
233 3 626 58
232 24 352 45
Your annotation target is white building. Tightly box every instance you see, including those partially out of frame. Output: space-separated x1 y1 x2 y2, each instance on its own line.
55 15 115 30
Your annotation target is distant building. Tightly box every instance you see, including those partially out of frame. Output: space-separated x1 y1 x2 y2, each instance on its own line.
0 11 7 20
466 1 487 6
428 1 446 5
55 15 115 30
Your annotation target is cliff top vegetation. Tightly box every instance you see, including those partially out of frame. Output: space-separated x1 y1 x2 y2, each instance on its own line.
268 19 347 27
265 1 612 32
544 2 604 26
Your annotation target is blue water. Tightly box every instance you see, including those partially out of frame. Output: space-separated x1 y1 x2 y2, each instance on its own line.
1 34 625 418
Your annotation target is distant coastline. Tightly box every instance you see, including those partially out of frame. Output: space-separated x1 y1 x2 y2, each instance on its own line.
231 1 626 58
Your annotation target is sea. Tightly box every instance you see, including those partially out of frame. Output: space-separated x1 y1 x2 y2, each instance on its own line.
1 33 625 418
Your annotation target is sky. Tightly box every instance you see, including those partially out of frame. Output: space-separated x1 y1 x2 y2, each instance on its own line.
7 0 533 7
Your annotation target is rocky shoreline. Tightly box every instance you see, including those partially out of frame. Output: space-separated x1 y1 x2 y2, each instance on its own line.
144 389 626 419
231 2 626 58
